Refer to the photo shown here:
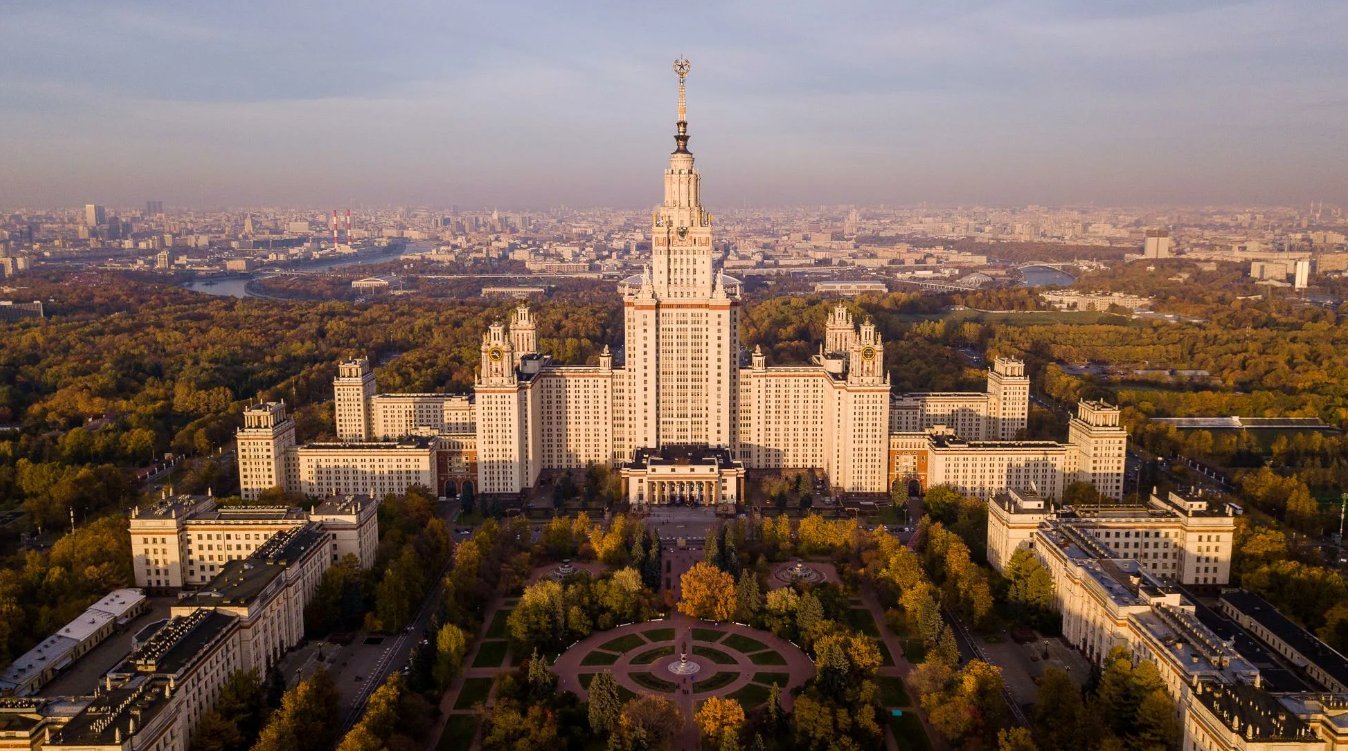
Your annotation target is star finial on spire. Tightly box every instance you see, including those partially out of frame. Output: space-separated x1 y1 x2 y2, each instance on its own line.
672 57 692 154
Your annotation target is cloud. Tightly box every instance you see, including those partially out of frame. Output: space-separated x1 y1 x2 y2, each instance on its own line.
0 0 1345 207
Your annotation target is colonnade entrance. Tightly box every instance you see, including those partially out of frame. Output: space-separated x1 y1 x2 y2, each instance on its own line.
648 479 719 506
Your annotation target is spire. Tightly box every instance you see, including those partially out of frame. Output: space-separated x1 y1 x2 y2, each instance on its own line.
673 57 691 154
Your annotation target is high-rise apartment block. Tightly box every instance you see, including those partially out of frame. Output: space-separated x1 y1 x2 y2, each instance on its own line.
1143 228 1172 258
83 203 105 228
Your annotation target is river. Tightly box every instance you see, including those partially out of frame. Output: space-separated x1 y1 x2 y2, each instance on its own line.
182 241 431 298
1019 266 1077 287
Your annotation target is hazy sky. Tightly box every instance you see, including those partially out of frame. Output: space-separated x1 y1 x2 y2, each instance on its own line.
2 1 1346 210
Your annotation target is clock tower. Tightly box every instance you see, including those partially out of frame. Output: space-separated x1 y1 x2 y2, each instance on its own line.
479 322 515 386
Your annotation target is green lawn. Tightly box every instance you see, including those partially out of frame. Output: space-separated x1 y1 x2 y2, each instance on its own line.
630 671 679 692
728 682 771 707
581 649 620 666
903 639 927 663
752 671 788 686
692 628 725 643
693 645 737 664
721 634 767 653
632 645 676 664
485 609 512 639
889 712 932 751
437 715 480 750
454 677 494 709
599 634 648 653
878 676 911 707
747 650 787 666
472 640 508 668
694 670 739 691
845 608 880 636
876 640 895 667
644 628 675 642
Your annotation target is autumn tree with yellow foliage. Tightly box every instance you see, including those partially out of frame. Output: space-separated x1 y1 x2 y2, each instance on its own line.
678 561 736 621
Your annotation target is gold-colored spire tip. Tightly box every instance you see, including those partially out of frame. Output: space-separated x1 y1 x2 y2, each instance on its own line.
673 57 690 81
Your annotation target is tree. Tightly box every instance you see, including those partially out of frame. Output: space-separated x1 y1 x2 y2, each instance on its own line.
527 648 557 698
482 700 559 751
1005 548 1057 629
616 695 682 751
251 669 341 751
191 709 245 751
678 562 736 621
695 697 745 743
795 591 824 642
999 727 1039 751
734 570 762 622
588 671 622 734
1032 668 1086 751
434 622 470 690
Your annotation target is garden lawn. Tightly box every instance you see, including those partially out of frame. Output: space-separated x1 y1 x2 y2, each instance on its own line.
599 634 647 653
747 650 787 666
693 645 737 664
692 628 725 643
581 650 620 666
878 676 911 707
889 712 932 751
454 677 494 710
437 715 479 751
728 683 771 707
472 640 508 668
721 634 767 653
485 609 512 639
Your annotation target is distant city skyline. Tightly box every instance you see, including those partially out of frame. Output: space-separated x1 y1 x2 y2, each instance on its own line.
2 1 1346 209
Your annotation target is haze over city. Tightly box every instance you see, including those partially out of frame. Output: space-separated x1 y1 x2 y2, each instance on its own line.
3 0 1347 209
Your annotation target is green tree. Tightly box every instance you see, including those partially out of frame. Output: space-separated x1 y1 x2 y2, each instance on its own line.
734 570 762 622
588 671 622 734
1005 548 1057 629
434 622 470 690
251 669 341 751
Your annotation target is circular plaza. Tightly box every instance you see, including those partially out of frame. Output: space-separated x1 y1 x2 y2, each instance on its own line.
552 616 814 711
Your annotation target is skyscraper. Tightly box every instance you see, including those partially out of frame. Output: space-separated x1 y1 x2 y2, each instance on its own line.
1143 229 1172 258
83 203 106 227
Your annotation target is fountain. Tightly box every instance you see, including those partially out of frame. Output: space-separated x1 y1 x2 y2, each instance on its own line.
666 651 701 677
550 558 577 581
774 558 824 585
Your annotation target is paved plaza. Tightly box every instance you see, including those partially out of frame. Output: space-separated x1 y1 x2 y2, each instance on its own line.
552 613 815 750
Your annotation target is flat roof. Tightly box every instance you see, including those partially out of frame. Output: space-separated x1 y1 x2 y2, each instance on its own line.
0 589 144 693
118 610 236 676
49 675 174 747
188 506 306 523
178 525 324 608
299 436 435 450
626 445 741 468
1221 590 1348 690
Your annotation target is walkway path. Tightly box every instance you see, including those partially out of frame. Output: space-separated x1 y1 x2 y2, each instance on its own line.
427 595 520 750
860 587 950 751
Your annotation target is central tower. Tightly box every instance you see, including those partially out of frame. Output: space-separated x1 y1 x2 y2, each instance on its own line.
623 58 740 452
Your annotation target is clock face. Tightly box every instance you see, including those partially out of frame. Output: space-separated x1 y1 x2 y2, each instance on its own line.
861 346 877 362
677 226 688 239
488 347 504 362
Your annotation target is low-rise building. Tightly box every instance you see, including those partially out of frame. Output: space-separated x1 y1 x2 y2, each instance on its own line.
1220 590 1348 694
0 590 147 697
